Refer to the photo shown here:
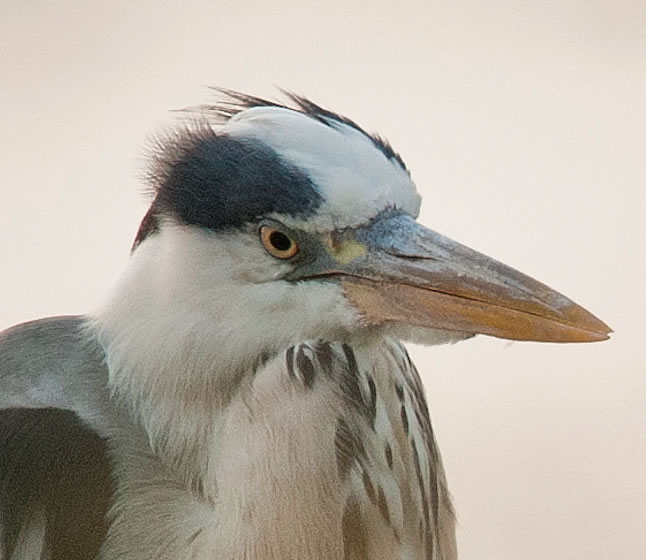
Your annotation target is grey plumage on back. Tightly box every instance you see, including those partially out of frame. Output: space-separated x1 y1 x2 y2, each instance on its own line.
0 317 113 559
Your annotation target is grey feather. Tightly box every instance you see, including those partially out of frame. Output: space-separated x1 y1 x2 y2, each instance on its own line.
0 316 110 423
0 317 115 560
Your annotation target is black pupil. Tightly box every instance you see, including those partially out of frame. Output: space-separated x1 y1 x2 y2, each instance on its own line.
269 231 292 252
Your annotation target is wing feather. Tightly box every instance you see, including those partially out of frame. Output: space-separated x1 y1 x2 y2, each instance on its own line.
0 317 114 560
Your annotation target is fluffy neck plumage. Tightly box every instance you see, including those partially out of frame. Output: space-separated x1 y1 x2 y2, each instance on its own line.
90 225 358 493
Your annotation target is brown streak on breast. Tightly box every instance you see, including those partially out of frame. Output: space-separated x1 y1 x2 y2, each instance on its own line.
342 496 369 560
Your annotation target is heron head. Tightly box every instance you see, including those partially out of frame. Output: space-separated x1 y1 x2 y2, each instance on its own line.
120 91 609 363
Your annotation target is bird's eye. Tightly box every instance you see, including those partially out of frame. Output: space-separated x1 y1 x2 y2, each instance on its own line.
260 225 299 259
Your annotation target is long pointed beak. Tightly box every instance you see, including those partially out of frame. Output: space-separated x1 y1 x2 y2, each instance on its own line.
334 213 611 343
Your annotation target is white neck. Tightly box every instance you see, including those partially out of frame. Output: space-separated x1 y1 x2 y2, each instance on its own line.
89 225 359 491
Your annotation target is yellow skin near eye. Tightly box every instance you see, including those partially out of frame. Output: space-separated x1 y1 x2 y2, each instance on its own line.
260 225 299 259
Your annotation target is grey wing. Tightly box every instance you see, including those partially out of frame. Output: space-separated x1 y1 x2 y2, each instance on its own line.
0 316 114 560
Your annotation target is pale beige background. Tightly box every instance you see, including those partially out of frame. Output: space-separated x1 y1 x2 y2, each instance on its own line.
1 2 644 559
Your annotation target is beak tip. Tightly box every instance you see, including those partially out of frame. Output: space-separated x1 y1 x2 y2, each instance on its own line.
558 303 612 343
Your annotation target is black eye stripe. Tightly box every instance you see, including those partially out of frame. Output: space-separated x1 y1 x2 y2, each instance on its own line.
135 130 322 250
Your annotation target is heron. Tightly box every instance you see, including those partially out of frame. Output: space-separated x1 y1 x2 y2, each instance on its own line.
0 90 610 560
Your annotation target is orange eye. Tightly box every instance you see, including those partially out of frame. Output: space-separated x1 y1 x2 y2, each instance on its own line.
260 225 299 259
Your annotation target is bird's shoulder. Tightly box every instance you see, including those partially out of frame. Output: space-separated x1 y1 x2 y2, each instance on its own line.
0 316 114 560
0 315 106 391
